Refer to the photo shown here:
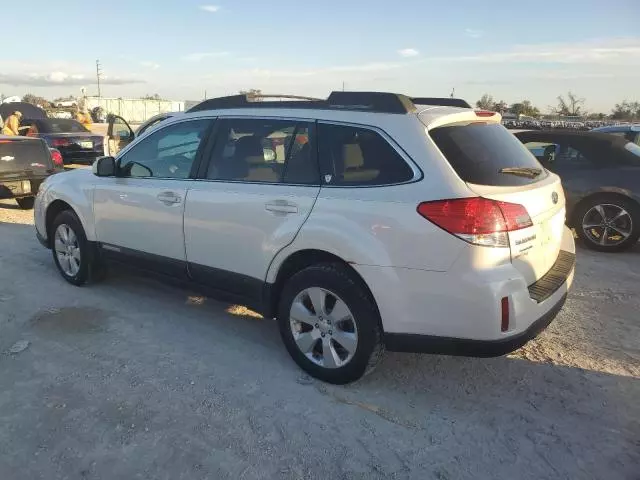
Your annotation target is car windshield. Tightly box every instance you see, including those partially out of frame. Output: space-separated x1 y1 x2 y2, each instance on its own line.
41 119 89 133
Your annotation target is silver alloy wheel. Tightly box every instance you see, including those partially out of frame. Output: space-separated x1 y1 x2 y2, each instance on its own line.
582 203 633 247
289 287 358 369
54 224 81 277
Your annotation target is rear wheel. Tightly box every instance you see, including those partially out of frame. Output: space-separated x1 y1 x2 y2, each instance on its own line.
277 263 384 384
16 197 35 210
574 195 640 252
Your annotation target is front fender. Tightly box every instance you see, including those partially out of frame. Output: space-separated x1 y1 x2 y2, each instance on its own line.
41 169 96 241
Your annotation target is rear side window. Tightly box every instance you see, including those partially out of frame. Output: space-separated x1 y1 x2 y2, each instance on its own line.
206 118 318 185
430 123 548 186
318 123 414 186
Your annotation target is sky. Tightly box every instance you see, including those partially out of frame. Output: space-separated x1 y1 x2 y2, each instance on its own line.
1 0 638 113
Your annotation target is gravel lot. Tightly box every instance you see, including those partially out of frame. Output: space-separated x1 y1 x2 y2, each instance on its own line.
0 198 638 480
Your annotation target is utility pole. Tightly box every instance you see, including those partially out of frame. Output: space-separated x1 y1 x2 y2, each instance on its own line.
342 81 345 92
96 60 103 98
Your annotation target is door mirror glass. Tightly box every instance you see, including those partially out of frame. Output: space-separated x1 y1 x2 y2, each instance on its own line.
93 156 116 177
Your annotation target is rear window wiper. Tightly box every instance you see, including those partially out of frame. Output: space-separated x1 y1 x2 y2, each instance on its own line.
499 167 542 178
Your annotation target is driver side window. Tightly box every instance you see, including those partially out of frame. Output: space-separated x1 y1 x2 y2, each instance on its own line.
119 119 211 179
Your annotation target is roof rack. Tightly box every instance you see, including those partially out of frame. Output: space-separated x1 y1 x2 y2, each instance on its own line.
187 91 418 114
411 97 472 108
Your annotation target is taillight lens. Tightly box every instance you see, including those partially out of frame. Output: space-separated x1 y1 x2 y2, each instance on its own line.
50 148 64 168
417 197 532 247
475 110 496 117
51 138 70 147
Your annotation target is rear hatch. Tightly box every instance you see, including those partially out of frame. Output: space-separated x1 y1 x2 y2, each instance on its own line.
0 137 53 177
425 116 565 285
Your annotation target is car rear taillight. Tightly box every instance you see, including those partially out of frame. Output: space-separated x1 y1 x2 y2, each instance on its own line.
50 148 64 168
417 197 532 247
51 138 71 147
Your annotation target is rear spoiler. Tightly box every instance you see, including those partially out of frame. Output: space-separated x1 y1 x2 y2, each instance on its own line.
411 97 472 109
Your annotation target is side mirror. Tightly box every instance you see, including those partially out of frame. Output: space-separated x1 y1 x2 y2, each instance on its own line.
93 156 116 177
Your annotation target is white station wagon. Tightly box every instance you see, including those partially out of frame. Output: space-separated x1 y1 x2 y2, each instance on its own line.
34 92 575 383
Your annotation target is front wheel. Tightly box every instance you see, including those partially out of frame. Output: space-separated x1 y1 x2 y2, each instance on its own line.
16 196 35 209
574 196 640 252
51 210 104 285
277 263 384 384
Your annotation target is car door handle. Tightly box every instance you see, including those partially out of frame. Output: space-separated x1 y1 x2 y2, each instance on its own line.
157 191 182 205
265 200 298 214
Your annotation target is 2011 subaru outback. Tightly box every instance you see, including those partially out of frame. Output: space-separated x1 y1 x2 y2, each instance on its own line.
34 92 575 384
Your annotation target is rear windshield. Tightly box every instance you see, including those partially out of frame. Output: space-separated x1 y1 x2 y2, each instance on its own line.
0 139 50 173
40 119 89 133
429 123 548 186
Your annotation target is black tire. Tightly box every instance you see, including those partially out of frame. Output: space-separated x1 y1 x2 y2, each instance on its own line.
51 210 104 285
574 195 640 252
277 263 384 384
16 196 35 209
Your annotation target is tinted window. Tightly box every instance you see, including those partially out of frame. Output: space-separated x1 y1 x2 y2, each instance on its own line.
206 119 318 184
40 119 88 133
318 123 413 186
430 123 547 186
119 120 211 178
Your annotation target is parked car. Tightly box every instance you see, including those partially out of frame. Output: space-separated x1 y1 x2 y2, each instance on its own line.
515 130 640 252
0 135 63 209
591 124 640 145
21 118 104 165
106 112 180 156
34 92 575 383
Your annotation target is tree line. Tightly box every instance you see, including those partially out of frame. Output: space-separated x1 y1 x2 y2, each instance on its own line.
475 91 639 121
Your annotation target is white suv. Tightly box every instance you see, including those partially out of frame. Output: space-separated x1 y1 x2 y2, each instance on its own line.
34 92 575 384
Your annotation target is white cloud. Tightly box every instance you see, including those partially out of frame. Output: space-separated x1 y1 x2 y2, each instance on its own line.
0 72 144 86
183 52 230 62
428 38 640 64
398 48 420 58
465 28 484 39
199 5 220 12
141 61 160 70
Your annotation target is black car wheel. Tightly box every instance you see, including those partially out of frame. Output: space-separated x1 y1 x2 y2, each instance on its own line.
575 195 640 252
51 210 105 285
16 197 35 210
277 263 384 384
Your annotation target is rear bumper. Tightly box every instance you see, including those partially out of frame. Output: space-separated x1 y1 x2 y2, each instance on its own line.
61 153 102 165
384 292 567 356
354 225 576 356
0 177 47 199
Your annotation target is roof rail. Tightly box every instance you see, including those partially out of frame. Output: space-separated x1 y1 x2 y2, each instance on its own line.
411 97 472 109
187 91 417 114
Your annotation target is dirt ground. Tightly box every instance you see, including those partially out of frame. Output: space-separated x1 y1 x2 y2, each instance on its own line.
0 199 638 480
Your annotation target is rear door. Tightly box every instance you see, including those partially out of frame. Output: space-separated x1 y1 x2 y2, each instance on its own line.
184 117 320 299
428 122 566 285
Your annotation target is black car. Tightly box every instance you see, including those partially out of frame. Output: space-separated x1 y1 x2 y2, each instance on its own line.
0 135 63 209
21 118 104 165
515 130 640 252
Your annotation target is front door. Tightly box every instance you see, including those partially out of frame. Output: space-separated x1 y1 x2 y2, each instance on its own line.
94 118 213 275
184 117 320 299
